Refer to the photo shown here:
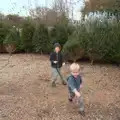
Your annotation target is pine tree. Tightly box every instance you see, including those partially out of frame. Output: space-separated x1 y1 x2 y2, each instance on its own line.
32 24 51 54
21 21 35 52
3 27 20 54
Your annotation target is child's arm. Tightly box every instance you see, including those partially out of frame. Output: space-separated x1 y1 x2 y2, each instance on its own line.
75 76 83 97
74 89 81 98
80 76 83 89
80 84 83 89
61 53 66 66
68 77 81 98
50 53 53 61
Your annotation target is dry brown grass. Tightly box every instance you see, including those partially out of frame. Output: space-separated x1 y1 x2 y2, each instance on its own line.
0 54 120 120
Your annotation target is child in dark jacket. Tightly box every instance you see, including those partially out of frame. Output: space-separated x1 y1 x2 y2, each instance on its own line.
67 63 85 116
50 43 66 87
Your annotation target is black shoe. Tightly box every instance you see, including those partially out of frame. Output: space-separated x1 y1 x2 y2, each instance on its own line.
52 82 56 87
62 81 67 85
68 98 73 102
79 111 85 117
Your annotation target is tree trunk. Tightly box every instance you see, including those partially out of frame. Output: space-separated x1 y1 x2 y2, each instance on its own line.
5 44 16 55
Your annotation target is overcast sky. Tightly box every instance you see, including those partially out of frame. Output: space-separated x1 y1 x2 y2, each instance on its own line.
0 0 84 20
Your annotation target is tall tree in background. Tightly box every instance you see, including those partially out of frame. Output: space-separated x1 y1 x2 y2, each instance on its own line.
30 7 58 26
0 13 5 21
52 0 69 24
0 22 11 52
83 0 120 21
29 7 49 20
5 14 24 27
32 24 51 54
53 0 66 13
50 24 68 47
21 20 35 52
3 27 20 55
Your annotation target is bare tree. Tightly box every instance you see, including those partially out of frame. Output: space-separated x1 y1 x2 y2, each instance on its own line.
0 13 5 21
29 7 49 19
83 0 119 13
52 0 66 13
29 6 58 25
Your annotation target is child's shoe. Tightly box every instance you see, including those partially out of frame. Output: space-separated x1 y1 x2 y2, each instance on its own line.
68 98 73 102
79 111 85 117
52 82 56 87
62 81 67 85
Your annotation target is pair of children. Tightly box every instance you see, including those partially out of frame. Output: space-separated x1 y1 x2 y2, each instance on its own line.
50 43 85 116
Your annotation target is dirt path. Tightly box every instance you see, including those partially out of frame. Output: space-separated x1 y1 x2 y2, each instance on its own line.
0 54 120 120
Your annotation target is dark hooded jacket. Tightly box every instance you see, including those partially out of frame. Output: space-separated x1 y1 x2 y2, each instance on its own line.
50 51 63 68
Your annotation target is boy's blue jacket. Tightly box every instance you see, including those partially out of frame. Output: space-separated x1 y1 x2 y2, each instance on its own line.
67 75 82 93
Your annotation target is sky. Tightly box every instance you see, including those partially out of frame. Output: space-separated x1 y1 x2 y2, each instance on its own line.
0 0 84 20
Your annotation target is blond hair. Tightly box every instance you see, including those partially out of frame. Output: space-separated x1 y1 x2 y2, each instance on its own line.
70 63 80 72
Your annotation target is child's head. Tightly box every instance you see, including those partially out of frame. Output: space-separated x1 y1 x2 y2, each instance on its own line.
54 43 61 53
70 63 80 77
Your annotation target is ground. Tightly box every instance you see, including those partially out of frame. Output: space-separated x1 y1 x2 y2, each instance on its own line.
0 54 120 120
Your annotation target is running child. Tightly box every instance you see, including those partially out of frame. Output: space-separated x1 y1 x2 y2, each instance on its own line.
67 63 85 116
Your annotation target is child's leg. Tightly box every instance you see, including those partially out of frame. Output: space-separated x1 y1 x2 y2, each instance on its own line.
51 68 58 86
68 92 75 102
78 96 84 112
57 68 66 85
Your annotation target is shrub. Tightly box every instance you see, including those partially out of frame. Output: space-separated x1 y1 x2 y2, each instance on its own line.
63 31 85 62
0 22 11 52
21 21 35 52
63 18 120 64
50 24 68 47
3 27 20 54
103 22 120 63
32 24 51 54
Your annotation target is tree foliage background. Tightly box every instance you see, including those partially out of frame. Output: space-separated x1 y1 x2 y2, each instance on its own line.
0 0 120 63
